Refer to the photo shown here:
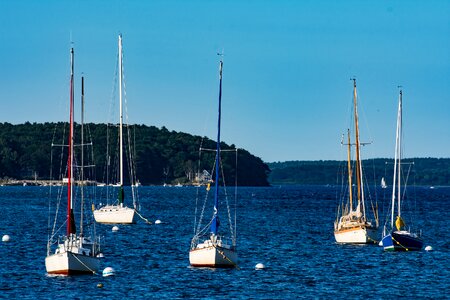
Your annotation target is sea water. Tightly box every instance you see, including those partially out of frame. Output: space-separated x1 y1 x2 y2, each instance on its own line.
0 185 448 298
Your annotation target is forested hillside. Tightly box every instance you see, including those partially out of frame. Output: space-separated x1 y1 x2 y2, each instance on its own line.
268 158 450 186
0 122 270 186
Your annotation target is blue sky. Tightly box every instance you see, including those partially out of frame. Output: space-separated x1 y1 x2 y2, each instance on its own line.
0 0 449 162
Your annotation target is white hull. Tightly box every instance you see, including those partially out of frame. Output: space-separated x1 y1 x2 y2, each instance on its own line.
94 205 136 224
334 226 378 244
45 251 99 275
189 246 237 268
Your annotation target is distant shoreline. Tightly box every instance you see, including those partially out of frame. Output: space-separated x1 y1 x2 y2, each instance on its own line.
267 158 450 186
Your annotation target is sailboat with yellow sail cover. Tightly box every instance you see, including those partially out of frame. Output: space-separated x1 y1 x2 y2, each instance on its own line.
381 88 423 251
334 79 378 244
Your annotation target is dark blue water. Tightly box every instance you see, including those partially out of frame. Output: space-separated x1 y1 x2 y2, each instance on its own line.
0 186 448 299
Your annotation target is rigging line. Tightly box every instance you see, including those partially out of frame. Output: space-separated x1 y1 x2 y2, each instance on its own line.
194 150 203 234
121 52 139 207
48 144 55 255
130 127 139 207
107 52 119 135
105 124 111 204
133 126 139 187
402 163 414 226
195 155 211 235
200 148 237 152
193 214 214 239
49 222 68 242
234 148 238 244
135 210 152 224
50 125 69 242
194 185 199 235
69 252 97 274
357 89 375 148
212 244 240 270
382 162 389 226
196 190 210 235
219 154 234 240
200 148 218 152
198 219 214 237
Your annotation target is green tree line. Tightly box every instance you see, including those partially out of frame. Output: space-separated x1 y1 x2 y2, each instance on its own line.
0 122 270 186
268 158 450 186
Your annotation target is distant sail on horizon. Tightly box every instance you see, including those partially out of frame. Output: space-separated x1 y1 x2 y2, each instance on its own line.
381 177 387 189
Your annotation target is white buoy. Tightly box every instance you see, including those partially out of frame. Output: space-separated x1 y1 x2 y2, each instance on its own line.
425 246 433 251
112 226 119 232
2 235 10 242
378 241 383 247
255 263 265 270
97 253 105 258
155 220 162 224
102 267 115 277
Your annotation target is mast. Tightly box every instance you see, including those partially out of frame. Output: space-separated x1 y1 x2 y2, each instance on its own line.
211 59 223 235
397 89 402 219
352 78 365 217
118 34 124 206
67 47 76 236
80 75 85 236
391 89 402 227
346 129 353 211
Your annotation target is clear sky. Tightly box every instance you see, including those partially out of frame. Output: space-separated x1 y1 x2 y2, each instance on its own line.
0 0 449 162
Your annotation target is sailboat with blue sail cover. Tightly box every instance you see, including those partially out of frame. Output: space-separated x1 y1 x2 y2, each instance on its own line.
189 57 238 268
381 88 423 251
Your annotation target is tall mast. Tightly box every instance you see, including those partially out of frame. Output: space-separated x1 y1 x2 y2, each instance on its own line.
67 47 76 236
118 34 124 206
391 89 402 227
80 75 85 236
352 78 365 217
397 89 402 218
211 59 223 235
346 129 353 211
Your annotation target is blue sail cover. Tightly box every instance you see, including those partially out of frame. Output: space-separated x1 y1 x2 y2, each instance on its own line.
210 60 223 236
211 207 219 234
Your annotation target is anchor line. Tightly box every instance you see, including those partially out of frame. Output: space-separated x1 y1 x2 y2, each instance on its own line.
212 244 240 270
391 235 409 251
68 252 97 274
135 210 152 224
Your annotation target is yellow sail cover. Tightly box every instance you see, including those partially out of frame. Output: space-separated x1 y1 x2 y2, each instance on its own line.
395 216 405 231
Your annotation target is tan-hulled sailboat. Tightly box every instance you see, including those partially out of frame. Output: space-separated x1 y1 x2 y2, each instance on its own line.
334 79 378 244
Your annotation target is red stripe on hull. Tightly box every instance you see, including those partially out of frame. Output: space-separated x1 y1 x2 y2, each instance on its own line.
47 269 94 275
190 264 236 268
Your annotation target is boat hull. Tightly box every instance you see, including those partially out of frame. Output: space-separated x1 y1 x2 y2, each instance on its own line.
45 251 100 275
93 205 136 224
382 231 423 251
189 246 237 268
334 226 378 244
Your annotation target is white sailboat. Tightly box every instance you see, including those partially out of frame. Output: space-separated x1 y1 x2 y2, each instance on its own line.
189 58 238 268
381 89 423 251
46 50 101 275
381 177 387 189
94 34 137 224
334 79 378 244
